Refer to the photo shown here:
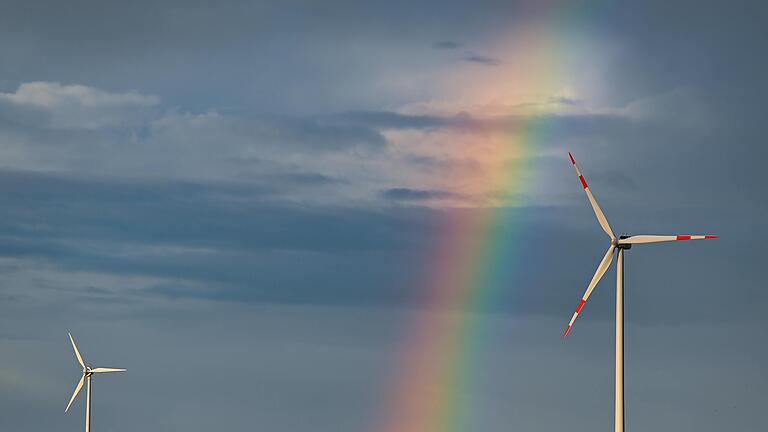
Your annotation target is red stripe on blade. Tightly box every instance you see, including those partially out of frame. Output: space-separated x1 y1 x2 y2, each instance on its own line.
563 326 572 338
575 299 586 314
676 235 691 240
705 235 719 239
579 175 588 189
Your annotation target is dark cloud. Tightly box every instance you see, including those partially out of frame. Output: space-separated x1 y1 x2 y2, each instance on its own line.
0 170 427 255
381 187 456 201
0 167 746 322
463 54 501 66
0 169 436 306
335 109 630 138
262 115 389 152
279 172 343 185
331 110 447 129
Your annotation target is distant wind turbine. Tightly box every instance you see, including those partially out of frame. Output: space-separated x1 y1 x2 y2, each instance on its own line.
562 152 718 432
65 333 126 432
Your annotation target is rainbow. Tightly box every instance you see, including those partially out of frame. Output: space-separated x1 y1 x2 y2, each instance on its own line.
374 19 573 432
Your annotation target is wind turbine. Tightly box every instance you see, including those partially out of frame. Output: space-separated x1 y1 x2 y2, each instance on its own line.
562 152 717 432
65 333 126 432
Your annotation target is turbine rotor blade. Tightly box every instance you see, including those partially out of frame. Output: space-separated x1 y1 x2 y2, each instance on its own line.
68 333 85 369
90 368 126 373
65 374 85 412
568 152 615 239
619 235 719 244
563 244 616 338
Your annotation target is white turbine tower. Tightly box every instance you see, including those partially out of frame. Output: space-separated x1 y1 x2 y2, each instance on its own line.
562 153 718 432
65 333 126 432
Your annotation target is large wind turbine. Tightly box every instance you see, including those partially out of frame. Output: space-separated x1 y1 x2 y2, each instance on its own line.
65 333 126 432
562 153 717 432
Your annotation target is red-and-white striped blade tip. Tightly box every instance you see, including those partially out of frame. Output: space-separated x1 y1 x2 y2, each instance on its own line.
567 152 614 238
568 153 588 188
563 300 585 339
620 235 720 244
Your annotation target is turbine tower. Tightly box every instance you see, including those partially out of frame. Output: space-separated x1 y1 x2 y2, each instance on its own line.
562 153 717 432
65 333 126 432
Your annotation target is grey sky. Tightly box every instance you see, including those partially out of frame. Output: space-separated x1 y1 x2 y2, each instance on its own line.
0 1 765 431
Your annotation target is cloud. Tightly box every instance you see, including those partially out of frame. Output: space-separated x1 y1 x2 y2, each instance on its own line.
463 54 501 66
0 88 628 209
0 90 391 201
0 82 159 129
548 96 585 107
330 110 448 129
0 81 695 211
381 187 456 202
0 168 442 308
3 82 158 108
338 109 626 134
0 164 743 322
149 110 388 154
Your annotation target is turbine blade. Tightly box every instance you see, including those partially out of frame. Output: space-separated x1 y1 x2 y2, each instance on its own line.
568 152 615 239
68 333 85 369
90 368 126 373
563 244 616 338
65 374 85 412
619 235 719 244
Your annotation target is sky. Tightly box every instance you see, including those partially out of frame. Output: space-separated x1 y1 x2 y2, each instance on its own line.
0 1 766 431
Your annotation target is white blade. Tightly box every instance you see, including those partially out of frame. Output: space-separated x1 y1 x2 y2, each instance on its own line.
619 234 719 244
68 333 85 369
568 152 615 239
90 368 126 373
563 244 616 337
65 374 85 412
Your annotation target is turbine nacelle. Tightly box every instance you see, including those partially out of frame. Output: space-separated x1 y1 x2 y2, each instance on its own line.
616 235 632 250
